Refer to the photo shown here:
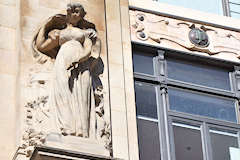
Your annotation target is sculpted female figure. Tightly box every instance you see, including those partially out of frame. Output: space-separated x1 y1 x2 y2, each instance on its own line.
33 3 101 138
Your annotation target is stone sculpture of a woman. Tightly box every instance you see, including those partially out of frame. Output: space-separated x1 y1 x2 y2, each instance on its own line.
32 3 102 138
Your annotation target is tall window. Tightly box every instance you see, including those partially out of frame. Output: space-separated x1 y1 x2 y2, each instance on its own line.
133 44 240 160
153 0 240 18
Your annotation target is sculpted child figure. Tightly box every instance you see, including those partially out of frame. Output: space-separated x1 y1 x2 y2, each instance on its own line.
33 2 101 138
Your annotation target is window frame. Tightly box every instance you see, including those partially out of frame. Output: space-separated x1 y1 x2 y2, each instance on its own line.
133 43 240 160
153 0 240 18
226 0 240 18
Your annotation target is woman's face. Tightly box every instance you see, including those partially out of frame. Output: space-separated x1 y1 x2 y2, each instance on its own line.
67 6 84 25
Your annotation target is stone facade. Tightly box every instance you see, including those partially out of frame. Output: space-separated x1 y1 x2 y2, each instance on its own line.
0 0 240 159
0 0 19 159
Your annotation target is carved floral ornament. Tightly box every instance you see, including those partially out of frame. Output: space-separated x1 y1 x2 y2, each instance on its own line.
130 10 240 60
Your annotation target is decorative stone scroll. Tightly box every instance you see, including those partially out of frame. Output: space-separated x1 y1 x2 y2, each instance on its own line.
17 2 111 159
130 10 240 60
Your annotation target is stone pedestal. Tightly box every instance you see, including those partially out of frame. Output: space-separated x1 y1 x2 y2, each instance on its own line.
45 133 110 157
30 146 116 160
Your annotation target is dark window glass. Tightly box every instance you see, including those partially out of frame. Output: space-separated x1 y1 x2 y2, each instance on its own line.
137 118 161 160
167 58 231 91
210 129 239 160
173 123 203 160
133 50 155 75
135 82 158 119
168 88 237 122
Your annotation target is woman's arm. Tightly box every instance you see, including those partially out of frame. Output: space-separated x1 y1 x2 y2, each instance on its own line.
79 37 93 62
36 28 60 53
91 38 101 59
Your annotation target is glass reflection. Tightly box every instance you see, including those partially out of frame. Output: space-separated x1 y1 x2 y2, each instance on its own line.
173 123 203 160
133 50 155 75
167 58 231 91
168 88 237 122
137 118 161 160
210 129 239 160
135 82 158 119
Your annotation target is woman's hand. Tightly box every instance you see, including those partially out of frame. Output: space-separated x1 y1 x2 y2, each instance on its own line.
48 29 61 41
86 28 97 39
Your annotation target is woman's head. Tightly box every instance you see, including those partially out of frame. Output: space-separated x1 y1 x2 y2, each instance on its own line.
66 2 86 25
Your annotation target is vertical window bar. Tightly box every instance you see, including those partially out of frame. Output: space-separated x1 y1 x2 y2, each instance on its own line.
202 123 213 160
154 50 166 83
229 70 234 92
229 71 235 94
223 0 231 16
236 101 240 124
156 86 168 160
168 117 177 160
154 48 172 160
155 49 170 160
162 87 174 160
157 50 166 77
237 132 240 150
233 66 240 98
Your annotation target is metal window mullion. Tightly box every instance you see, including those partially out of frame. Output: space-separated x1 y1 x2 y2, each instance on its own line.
160 87 175 160
156 86 171 160
153 50 166 84
224 0 231 16
237 132 240 147
167 117 176 160
202 123 213 160
230 70 238 98
235 100 240 124
154 49 173 160
164 85 178 160
233 66 240 99
157 50 166 77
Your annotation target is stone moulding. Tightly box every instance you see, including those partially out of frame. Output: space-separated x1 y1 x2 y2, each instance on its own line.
30 146 119 160
130 10 240 60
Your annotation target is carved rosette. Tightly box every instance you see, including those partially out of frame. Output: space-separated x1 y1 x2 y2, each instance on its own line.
130 10 240 60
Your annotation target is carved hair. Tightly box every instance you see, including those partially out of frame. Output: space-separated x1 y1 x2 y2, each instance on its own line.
67 2 86 17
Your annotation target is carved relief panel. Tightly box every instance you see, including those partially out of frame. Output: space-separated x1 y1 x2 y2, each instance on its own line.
17 1 111 159
130 10 240 62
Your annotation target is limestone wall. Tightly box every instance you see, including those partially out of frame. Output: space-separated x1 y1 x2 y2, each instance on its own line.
0 0 19 159
15 0 138 160
2 0 240 160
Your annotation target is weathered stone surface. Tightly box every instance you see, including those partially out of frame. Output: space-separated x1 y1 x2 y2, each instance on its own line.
130 10 240 62
30 146 116 160
0 4 17 28
0 26 16 50
17 1 111 159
